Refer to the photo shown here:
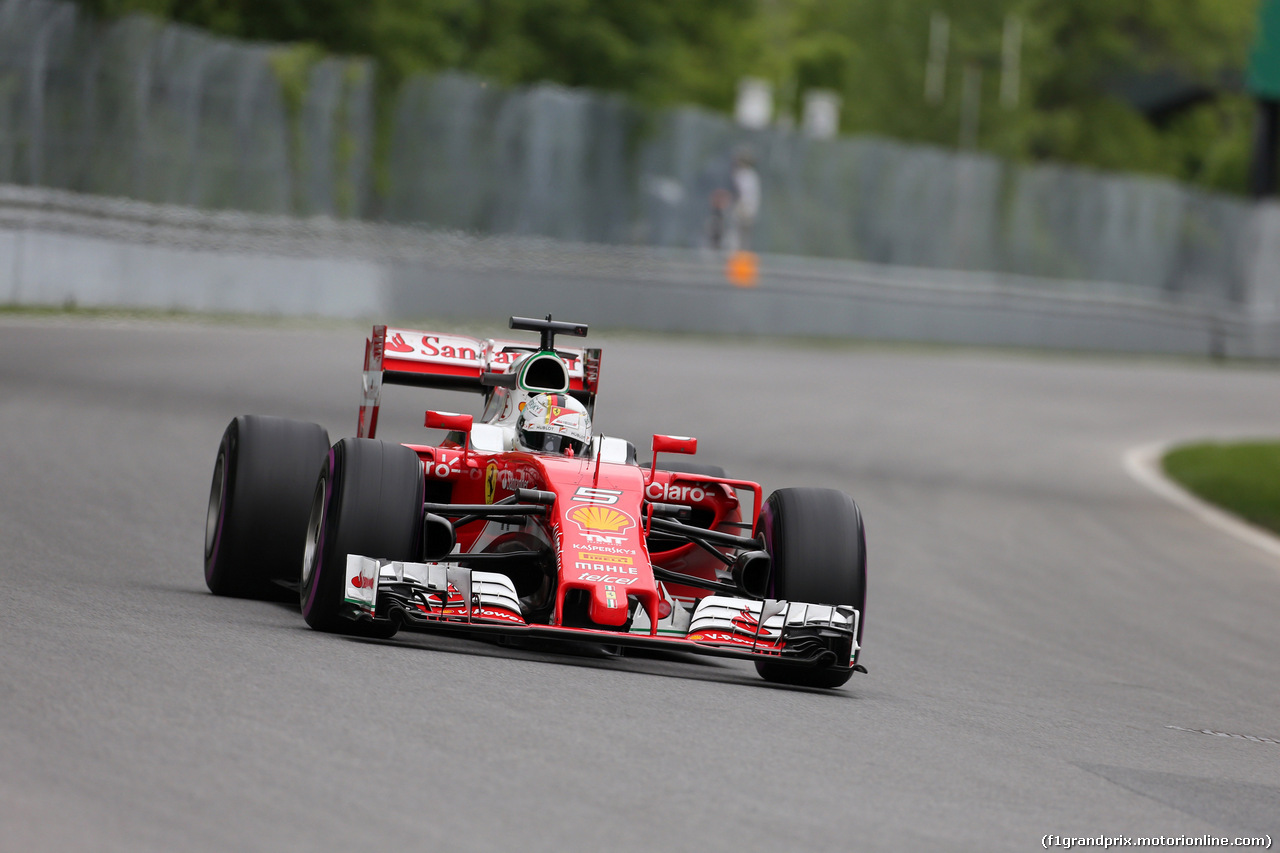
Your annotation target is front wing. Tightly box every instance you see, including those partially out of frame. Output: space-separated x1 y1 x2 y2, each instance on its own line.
343 556 861 670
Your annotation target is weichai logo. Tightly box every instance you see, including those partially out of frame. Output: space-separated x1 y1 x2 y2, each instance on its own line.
566 505 634 536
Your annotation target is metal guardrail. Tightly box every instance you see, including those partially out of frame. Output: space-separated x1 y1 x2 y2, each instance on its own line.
0 184 1276 359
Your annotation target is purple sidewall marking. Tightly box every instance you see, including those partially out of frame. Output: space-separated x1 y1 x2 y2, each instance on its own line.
205 444 228 585
302 448 336 615
759 500 776 598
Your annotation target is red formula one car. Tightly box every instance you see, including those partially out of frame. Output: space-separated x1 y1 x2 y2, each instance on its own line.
204 316 867 687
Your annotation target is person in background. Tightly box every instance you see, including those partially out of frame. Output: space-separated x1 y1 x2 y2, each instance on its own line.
706 187 732 250
728 146 760 252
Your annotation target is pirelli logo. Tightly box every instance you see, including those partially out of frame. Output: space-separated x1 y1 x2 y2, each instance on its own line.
577 551 634 566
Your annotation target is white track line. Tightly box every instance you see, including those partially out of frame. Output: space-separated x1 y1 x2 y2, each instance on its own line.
1123 442 1280 562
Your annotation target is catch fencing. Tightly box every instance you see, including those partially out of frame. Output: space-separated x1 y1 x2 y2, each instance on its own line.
2 184 1278 359
0 0 373 217
386 76 1255 308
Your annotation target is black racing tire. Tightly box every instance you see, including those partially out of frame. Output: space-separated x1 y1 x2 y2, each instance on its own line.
646 460 728 479
300 438 423 636
753 487 866 689
205 415 330 600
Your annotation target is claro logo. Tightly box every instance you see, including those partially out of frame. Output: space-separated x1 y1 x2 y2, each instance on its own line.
566 505 634 536
646 482 707 502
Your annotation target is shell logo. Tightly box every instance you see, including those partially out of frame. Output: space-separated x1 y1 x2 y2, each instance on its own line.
567 505 634 535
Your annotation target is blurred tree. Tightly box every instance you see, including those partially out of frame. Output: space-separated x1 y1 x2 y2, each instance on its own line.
72 0 760 109
1023 0 1256 188
71 0 1262 193
73 0 359 46
778 0 1259 191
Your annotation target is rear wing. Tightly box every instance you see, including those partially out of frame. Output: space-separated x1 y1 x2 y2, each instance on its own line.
358 325 601 439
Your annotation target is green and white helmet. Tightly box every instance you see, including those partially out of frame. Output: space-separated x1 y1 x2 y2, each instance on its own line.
516 393 591 456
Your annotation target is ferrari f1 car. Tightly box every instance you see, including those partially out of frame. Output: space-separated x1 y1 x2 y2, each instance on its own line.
204 316 867 688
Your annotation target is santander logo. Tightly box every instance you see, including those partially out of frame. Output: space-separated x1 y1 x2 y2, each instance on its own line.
385 332 413 353
351 571 375 590
731 607 771 636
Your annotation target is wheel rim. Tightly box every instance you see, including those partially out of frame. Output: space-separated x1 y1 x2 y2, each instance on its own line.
205 450 226 561
301 475 327 588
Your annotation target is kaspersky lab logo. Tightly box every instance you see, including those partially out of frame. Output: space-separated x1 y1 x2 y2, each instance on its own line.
566 505 634 536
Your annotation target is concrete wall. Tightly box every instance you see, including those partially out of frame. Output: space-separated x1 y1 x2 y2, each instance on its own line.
0 230 388 317
386 256 1273 359
2 185 1278 359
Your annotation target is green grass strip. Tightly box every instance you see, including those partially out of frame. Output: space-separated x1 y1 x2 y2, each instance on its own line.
1163 441 1280 535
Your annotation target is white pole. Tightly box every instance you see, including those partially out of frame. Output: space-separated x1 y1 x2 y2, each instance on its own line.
959 62 982 149
1001 14 1022 109
926 12 949 104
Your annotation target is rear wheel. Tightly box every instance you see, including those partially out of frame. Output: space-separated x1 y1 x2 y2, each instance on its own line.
300 438 423 637
204 415 330 600
754 487 866 689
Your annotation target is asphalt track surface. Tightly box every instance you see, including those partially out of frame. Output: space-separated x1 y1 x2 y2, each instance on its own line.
3 316 1280 852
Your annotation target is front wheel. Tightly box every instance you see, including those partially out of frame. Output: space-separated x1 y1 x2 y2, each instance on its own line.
754 487 866 688
300 438 424 636
204 415 330 600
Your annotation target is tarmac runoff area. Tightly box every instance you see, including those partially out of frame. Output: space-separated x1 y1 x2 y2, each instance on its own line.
1 315 1280 852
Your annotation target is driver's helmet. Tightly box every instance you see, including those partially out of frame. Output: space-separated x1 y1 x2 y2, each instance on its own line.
516 393 591 456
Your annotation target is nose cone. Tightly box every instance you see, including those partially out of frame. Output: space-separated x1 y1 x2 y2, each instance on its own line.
540 459 660 631
588 583 630 626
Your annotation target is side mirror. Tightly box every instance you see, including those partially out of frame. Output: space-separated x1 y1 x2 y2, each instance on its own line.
650 434 697 481
425 410 475 454
652 434 697 455
425 410 474 433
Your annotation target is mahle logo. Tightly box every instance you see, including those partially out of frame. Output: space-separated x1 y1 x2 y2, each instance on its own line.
567 505 634 536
